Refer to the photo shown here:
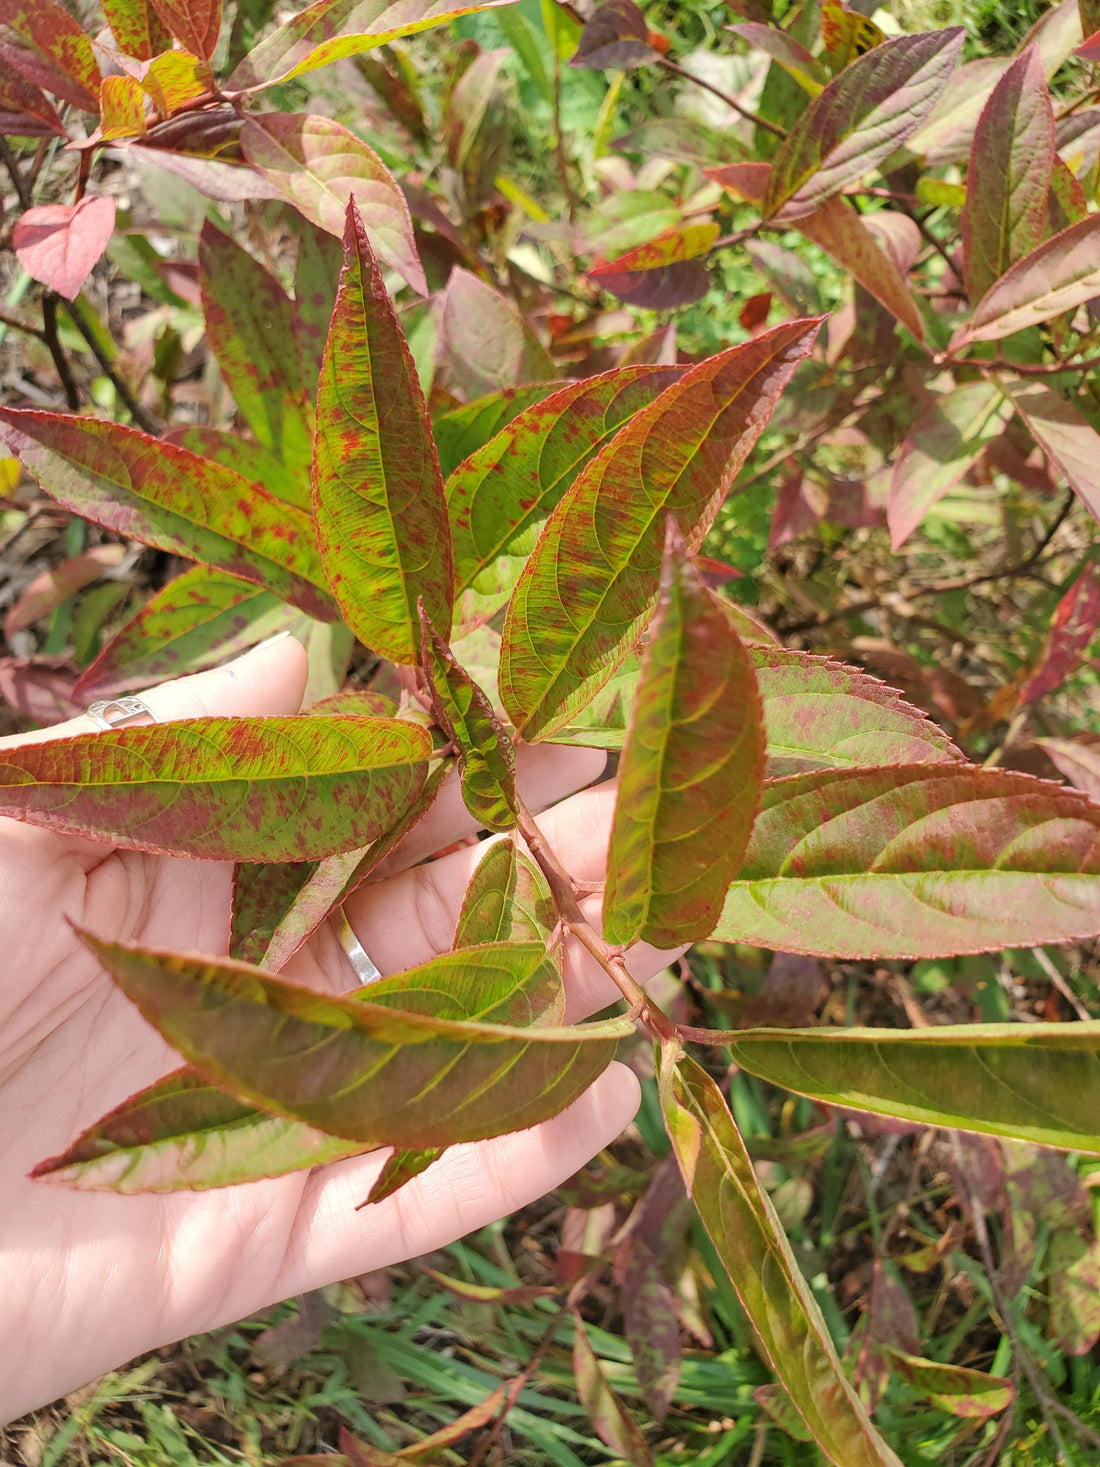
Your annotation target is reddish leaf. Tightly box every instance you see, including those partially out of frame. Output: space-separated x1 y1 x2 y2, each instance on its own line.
499 319 822 741
0 715 432 861
1078 26 1100 60
0 0 101 112
590 224 717 310
961 47 1054 303
5 544 125 638
101 0 171 60
715 765 1100 958
888 381 1012 548
951 215 1100 348
0 409 336 620
0 656 82 724
445 46 506 170
436 268 555 403
241 113 425 294
98 73 146 138
1000 378 1100 527
313 200 452 664
1021 562 1100 702
793 196 924 341
1034 736 1100 799
570 0 660 70
1049 1230 1100 1354
706 161 770 204
741 951 825 1028
879 1346 1015 1418
739 292 772 333
12 198 116 302
762 29 964 221
908 58 1013 167
0 67 66 135
604 530 765 948
573 1320 655 1466
147 0 220 58
125 145 280 204
730 22 826 95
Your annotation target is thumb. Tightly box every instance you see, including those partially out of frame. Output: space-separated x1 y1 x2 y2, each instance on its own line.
0 634 310 749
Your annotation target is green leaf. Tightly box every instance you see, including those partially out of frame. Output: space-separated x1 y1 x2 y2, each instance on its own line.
434 382 564 480
726 1022 1100 1155
230 758 449 969
436 267 555 403
78 933 630 1146
74 566 300 701
453 836 556 949
448 364 680 630
999 378 1100 526
0 715 432 861
100 0 171 60
198 221 315 484
714 765 1100 958
0 408 336 622
240 114 425 295
313 199 453 663
229 0 520 90
960 45 1054 303
291 217 344 401
887 381 1013 549
762 29 964 221
574 1319 655 1467
165 425 309 511
879 1346 1013 1418
421 607 517 831
950 215 1100 348
499 321 821 741
364 1146 444 1204
604 531 765 949
660 1049 902 1467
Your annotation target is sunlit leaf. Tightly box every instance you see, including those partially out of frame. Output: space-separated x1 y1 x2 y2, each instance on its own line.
138 48 209 111
313 199 452 664
499 321 822 741
78 933 630 1146
12 197 116 301
660 1049 902 1467
147 0 220 57
364 1146 444 1204
241 113 425 294
1021 561 1100 701
448 364 680 630
999 378 1100 526
0 715 432 861
792 196 923 341
604 531 764 948
762 29 964 221
961 45 1054 302
590 224 718 310
97 74 146 139
0 0 101 112
820 0 885 72
198 221 314 484
0 409 336 621
101 0 171 60
453 836 556 949
951 215 1100 348
714 765 1100 957
888 380 1012 548
421 606 517 831
229 0 520 90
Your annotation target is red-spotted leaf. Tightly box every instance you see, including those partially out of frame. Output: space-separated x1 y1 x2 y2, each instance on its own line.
13 197 116 302
951 215 1100 348
229 759 447 969
165 425 308 511
888 380 1012 548
101 0 171 59
1049 1230 1100 1353
660 1048 902 1467
573 1321 654 1467
603 531 765 949
1000 378 1100 526
0 68 66 135
879 1346 1014 1418
0 0 101 112
291 218 344 399
147 0 220 57
228 0 521 89
0 409 336 620
569 0 659 70
434 383 563 480
0 715 432 861
198 222 314 483
714 765 1100 958
241 113 424 294
436 268 555 403
98 74 147 139
961 46 1054 303
499 319 822 741
792 196 923 341
5 544 125 638
762 29 964 221
1035 736 1100 799
78 933 630 1146
74 567 300 701
139 49 209 113
453 836 556 949
313 200 452 663
1021 562 1100 702
421 608 516 832
590 224 717 310
448 364 680 631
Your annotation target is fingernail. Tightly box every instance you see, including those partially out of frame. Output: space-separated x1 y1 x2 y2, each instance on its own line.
251 629 294 652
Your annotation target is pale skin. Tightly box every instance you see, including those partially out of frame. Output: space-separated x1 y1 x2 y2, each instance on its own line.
0 637 680 1424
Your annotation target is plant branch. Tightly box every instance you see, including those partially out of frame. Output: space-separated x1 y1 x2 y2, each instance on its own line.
0 137 32 209
0 308 47 341
657 57 787 138
61 297 161 434
40 293 80 411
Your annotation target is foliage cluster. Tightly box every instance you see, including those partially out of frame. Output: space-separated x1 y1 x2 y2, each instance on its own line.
2 0 1100 1461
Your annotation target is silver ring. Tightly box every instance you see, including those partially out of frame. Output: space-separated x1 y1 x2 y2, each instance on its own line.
86 697 159 730
335 910 381 984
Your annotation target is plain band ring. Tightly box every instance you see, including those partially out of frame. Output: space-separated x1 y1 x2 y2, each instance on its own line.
86 697 159 730
335 911 382 985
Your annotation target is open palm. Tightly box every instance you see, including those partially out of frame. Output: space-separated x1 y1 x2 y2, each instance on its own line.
0 637 673 1424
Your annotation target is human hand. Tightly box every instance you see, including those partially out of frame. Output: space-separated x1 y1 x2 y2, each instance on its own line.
0 637 678 1424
